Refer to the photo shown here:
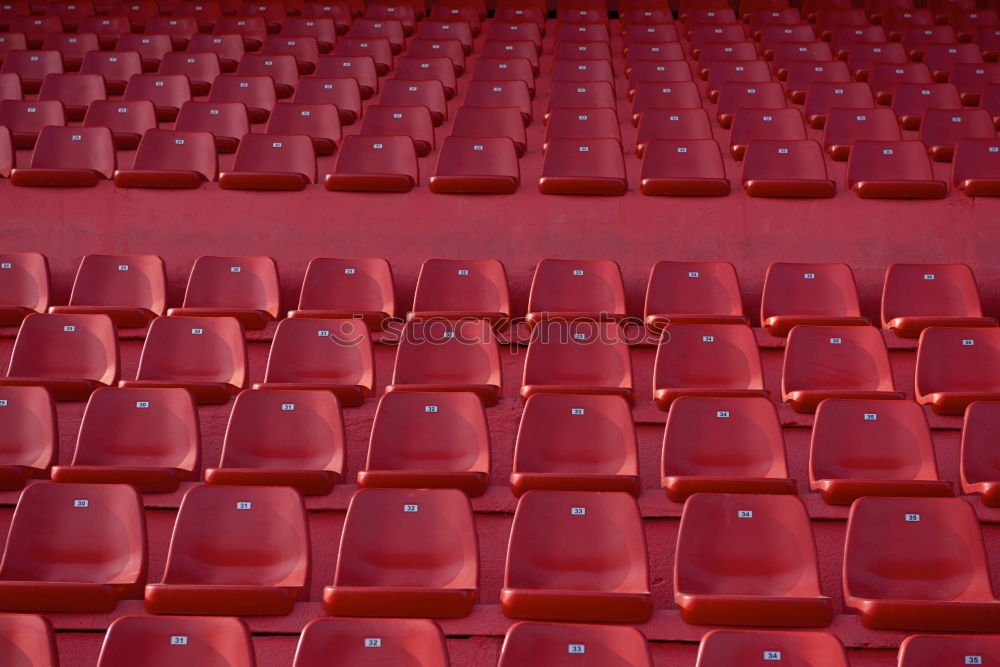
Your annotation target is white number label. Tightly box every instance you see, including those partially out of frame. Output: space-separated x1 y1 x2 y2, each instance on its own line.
571 408 585 415
905 513 920 522
0 263 10 269
923 274 935 280
236 501 252 510
963 340 975 346
966 657 983 665
0 400 6 407
738 510 753 518
192 328 203 335
568 644 585 654
830 338 842 344
118 264 129 271
863 413 877 421
702 335 714 342
318 330 330 336
74 499 89 508
457 269 469 275
443 331 455 338
717 411 730 418
572 269 584 275
425 405 438 413
573 333 586 340
282 403 295 411
136 401 150 408
365 638 382 648
64 326 76 332
404 504 418 512
344 268 356 274
688 271 699 277
764 651 781 660
571 507 586 515
170 636 188 645
804 273 815 279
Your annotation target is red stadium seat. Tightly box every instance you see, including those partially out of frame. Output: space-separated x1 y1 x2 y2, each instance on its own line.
785 61 849 105
0 614 57 666
761 262 868 336
175 0 223 31
10 126 115 187
463 80 532 124
499 622 652 667
288 256 395 329
208 75 277 123
520 320 634 404
429 136 520 194
695 630 849 667
953 138 1000 196
502 490 653 623
554 59 615 89
123 74 191 122
80 52 142 96
485 21 542 52
843 496 1000 631
110 0 160 32
892 82 962 130
428 4 479 35
36 73 106 122
359 391 490 496
265 102 341 154
557 21 610 43
396 55 457 98
332 37 392 76
473 56 533 97
0 386 56 489
538 138 626 196
695 43 759 81
168 255 279 329
782 325 904 412
977 26 1000 62
653 324 768 411
899 25 957 61
294 76 361 124
119 315 246 404
662 396 795 501
809 398 951 504
361 104 434 156
0 313 119 401
915 327 1000 414
823 108 901 161
97 616 254 667
205 388 345 495
219 133 317 190
771 42 833 80
675 493 832 627
0 252 49 326
897 635 1000 667
759 25 817 60
741 139 836 198
78 16 131 50
263 35 320 74
631 81 701 126
379 79 448 126
188 34 246 73
644 261 744 329
640 138 730 196
526 258 625 326
409 258 509 324
350 17 404 54
547 81 616 119
962 401 1000 506
146 16 199 51
252 317 373 404
705 60 770 104
8 17 61 50
869 62 933 105
294 618 449 667
847 42 908 82
950 63 1000 106
238 1 288 33
114 129 218 188
716 82 787 129
831 25 887 60
42 32 100 72
450 106 526 157
883 8 934 38
145 485 309 615
847 140 948 198
158 52 222 97
690 26 749 52
983 83 1000 126
512 393 638 496
324 487 478 617
175 101 250 153
410 37 466 76
920 109 996 162
48 253 166 327
235 53 298 98
0 51 62 94
730 109 807 160
0 482 145 613
213 16 267 51
624 43 683 72
635 108 714 157
0 36 25 70
543 107 620 149
925 44 982 83
117 34 172 72
386 318 502 406
803 82 874 129
324 135 418 192
282 16 337 53
314 55 378 99
51 387 199 492
882 263 995 337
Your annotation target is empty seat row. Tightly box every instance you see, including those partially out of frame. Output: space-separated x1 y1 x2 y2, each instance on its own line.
4 254 995 339
0 482 997 632
7 611 998 667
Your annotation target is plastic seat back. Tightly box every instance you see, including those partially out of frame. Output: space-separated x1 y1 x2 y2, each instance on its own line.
115 129 219 188
131 316 247 394
526 258 625 325
0 100 65 149
695 630 849 666
97 615 254 667
290 257 395 327
881 263 992 336
83 100 157 151
0 614 57 667
12 126 116 186
915 327 1000 414
0 252 49 326
157 51 222 96
175 101 251 153
644 261 744 329
212 16 267 50
920 108 996 162
0 50 62 93
219 133 317 190
823 108 901 161
207 75 277 122
324 134 418 192
122 74 192 122
730 109 808 160
760 262 867 336
897 635 1000 667
235 53 299 98
360 104 435 156
41 32 100 71
293 618 449 667
0 386 56 489
265 102 341 154
499 622 652 667
173 255 280 324
258 317 373 397
410 258 509 323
